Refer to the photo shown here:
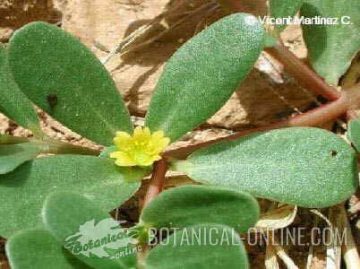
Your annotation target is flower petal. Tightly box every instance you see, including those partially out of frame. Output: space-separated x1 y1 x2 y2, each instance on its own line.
134 126 151 141
110 151 137 166
152 137 170 152
152 130 165 140
139 155 161 167
114 132 133 149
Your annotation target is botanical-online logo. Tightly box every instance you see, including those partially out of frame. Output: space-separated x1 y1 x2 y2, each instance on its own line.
64 218 137 259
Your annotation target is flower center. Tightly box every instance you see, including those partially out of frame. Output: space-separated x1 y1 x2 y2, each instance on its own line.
110 127 170 167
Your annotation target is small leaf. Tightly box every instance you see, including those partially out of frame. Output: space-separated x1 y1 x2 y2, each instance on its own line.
270 0 304 32
301 0 360 85
145 224 249 269
140 185 259 233
173 127 358 208
8 22 133 146
145 13 265 142
0 45 41 135
0 142 40 174
6 229 90 269
0 155 145 238
43 192 136 269
347 118 360 152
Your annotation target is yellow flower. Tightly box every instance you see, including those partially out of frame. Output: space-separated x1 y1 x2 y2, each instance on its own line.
110 127 170 167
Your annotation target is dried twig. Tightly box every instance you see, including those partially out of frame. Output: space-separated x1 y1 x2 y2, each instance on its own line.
272 235 299 269
102 24 152 64
340 206 360 269
306 215 320 269
121 2 219 56
327 206 342 269
265 243 280 269
102 1 219 64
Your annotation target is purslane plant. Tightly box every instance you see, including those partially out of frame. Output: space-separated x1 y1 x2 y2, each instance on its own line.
0 0 360 268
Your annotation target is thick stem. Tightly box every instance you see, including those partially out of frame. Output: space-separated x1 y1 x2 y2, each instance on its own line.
164 84 360 160
265 42 341 101
138 159 168 265
143 159 168 209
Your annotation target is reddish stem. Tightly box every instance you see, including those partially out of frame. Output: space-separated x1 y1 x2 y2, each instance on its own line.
164 84 360 160
143 159 168 208
217 0 267 16
265 42 341 101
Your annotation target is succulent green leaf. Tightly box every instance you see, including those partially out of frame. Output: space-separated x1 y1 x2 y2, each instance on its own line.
0 142 41 174
347 118 360 152
8 22 133 146
0 45 41 135
145 224 249 269
145 13 265 141
270 0 304 32
6 229 91 269
173 127 358 208
43 192 136 269
301 0 360 85
0 155 144 237
140 185 259 233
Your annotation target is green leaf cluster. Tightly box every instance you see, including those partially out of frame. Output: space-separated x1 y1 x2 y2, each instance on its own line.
0 9 358 268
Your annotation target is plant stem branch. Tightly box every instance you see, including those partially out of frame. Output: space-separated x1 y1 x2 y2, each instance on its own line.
164 84 360 160
265 42 341 101
143 159 168 209
138 160 168 264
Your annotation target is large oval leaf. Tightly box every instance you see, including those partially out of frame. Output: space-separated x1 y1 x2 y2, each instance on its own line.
8 22 132 146
173 127 358 208
145 13 265 142
140 185 259 233
0 142 41 174
43 192 136 269
301 0 360 85
6 229 90 269
0 155 144 237
145 224 248 269
0 45 41 135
